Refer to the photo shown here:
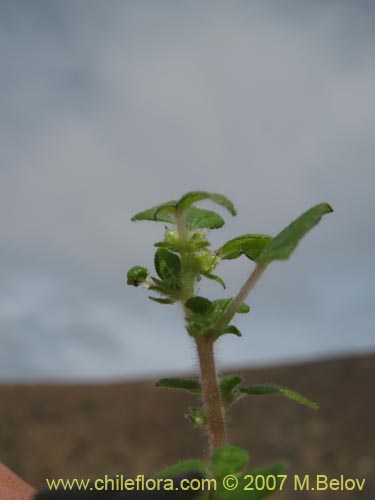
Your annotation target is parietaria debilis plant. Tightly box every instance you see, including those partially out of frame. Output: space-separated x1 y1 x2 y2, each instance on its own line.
126 191 333 499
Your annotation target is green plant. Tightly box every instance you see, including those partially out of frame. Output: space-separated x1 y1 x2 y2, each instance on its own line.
127 191 333 499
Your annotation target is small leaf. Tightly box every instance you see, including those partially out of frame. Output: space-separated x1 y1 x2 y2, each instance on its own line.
219 375 243 406
154 240 180 251
240 384 318 410
218 234 273 261
177 191 237 216
185 296 214 315
185 206 225 229
154 248 181 282
155 377 201 394
185 407 207 427
148 296 175 304
222 325 242 337
203 272 226 289
279 388 319 410
185 297 249 338
240 384 279 395
126 266 149 286
131 201 177 223
237 303 250 314
257 203 333 263
155 459 207 479
213 299 250 315
211 444 249 479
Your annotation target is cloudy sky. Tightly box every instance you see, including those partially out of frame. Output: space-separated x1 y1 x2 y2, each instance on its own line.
1 0 374 381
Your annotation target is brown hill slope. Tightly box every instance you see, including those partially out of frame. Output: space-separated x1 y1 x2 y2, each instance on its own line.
0 354 373 499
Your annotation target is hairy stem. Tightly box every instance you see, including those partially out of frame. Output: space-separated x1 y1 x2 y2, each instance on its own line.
175 210 226 450
195 336 227 450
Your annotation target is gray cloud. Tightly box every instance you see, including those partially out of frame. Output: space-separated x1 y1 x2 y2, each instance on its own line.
0 1 374 380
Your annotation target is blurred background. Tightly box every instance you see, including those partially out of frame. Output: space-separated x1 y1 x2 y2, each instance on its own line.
0 1 374 498
1 0 374 382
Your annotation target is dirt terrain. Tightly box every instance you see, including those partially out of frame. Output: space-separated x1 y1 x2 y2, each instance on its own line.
0 354 373 499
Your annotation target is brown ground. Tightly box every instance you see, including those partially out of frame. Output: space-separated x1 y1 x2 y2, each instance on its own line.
0 354 373 499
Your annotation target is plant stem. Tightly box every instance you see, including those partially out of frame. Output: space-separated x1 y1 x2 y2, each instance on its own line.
195 336 227 450
175 210 226 451
216 262 268 330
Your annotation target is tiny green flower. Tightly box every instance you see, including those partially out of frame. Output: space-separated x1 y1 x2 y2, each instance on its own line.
194 251 218 274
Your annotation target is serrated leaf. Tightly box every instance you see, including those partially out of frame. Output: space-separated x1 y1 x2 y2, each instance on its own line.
131 201 177 223
213 461 285 500
154 248 181 282
219 375 243 406
177 191 237 216
257 203 333 263
155 377 201 394
185 296 214 315
222 325 242 337
148 296 175 304
203 272 226 289
185 206 225 229
218 234 273 261
126 266 149 286
211 445 249 479
240 384 318 410
154 459 207 479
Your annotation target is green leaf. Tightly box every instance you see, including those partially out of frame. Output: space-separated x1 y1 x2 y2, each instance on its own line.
219 375 243 406
131 196 229 228
154 248 181 282
222 325 242 337
279 388 319 410
126 266 149 286
154 459 207 479
148 296 175 304
257 203 333 263
213 299 250 315
155 377 201 394
177 191 237 216
131 201 177 223
153 240 179 251
211 445 249 479
185 206 225 229
185 407 207 427
185 297 249 338
240 384 318 410
213 461 285 500
240 384 280 395
218 234 273 261
185 296 214 315
203 273 226 289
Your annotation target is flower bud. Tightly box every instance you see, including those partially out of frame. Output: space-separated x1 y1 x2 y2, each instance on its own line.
127 266 149 286
194 252 217 274
164 228 179 245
